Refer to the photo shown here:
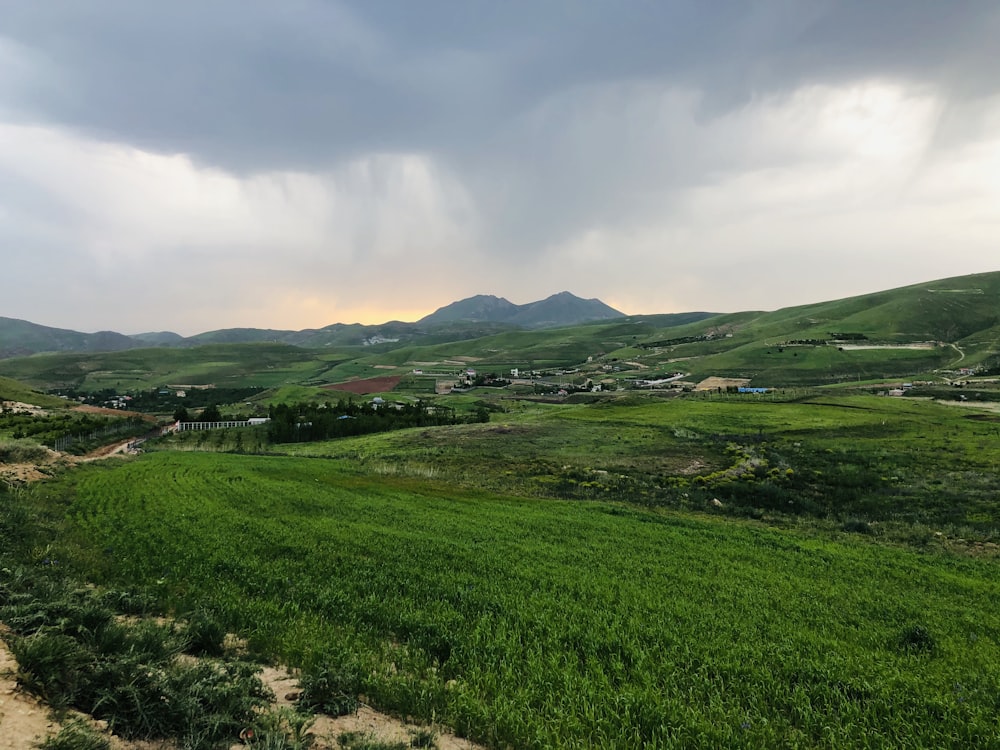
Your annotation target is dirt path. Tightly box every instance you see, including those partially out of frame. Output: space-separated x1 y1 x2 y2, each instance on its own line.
0 639 59 748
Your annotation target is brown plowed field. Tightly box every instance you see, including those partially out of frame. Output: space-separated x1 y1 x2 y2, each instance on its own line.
322 375 403 395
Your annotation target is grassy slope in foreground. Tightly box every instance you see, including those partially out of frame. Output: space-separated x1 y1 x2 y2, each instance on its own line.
58 451 1000 749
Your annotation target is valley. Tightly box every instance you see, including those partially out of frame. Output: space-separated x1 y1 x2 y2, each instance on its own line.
2 272 1000 749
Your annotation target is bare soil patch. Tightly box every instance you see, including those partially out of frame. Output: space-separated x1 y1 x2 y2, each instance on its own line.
256 668 485 750
963 412 1000 422
1 401 48 416
322 376 403 395
0 640 57 749
694 377 751 391
1 438 138 484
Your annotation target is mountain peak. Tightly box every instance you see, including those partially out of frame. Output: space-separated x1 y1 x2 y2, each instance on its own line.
420 292 625 329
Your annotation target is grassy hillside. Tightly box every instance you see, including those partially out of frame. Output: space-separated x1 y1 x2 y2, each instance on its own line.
0 343 335 392
0 375 68 408
0 316 137 358
620 272 1000 384
35 449 1000 749
2 272 999 396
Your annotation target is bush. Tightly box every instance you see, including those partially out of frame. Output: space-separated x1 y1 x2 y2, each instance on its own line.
95 659 272 744
12 632 92 710
297 649 363 717
181 608 228 657
841 518 875 535
3 569 273 749
0 439 49 464
37 718 111 750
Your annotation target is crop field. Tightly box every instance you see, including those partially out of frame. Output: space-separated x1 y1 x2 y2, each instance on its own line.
42 449 1000 749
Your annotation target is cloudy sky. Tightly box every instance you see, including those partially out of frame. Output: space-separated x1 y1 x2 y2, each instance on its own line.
2 1 998 335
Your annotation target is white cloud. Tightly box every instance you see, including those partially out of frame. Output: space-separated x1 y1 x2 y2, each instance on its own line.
1 68 998 335
0 122 479 332
525 81 999 314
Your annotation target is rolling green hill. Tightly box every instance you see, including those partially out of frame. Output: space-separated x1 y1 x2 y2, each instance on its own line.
0 343 334 392
624 271 1000 385
0 375 68 408
0 317 137 359
2 272 998 394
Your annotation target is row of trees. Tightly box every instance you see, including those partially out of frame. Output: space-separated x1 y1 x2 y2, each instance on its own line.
172 404 223 423
266 399 487 443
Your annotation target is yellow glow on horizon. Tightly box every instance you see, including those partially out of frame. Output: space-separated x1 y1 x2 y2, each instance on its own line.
267 295 438 329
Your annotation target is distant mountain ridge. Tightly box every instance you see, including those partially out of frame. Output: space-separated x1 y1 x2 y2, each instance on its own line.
0 317 137 359
419 291 624 328
7 272 999 365
0 291 628 358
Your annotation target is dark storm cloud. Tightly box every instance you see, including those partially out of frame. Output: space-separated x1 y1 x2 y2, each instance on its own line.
1 1 998 332
2 0 996 173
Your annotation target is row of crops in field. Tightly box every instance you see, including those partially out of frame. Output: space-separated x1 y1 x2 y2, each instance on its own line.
53 450 1000 749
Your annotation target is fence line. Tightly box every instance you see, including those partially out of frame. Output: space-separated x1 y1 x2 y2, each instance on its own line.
52 418 144 452
175 419 270 432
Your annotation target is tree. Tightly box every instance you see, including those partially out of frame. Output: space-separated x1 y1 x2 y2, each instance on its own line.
199 404 222 422
173 406 189 422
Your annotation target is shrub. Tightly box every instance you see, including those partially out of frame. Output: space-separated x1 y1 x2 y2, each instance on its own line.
0 439 49 464
37 718 111 750
297 649 363 717
245 707 316 749
181 608 228 657
841 518 875 535
12 632 93 710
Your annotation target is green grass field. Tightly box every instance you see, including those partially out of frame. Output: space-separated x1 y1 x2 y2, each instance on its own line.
265 394 1000 534
3 317 1000 749
43 450 1000 749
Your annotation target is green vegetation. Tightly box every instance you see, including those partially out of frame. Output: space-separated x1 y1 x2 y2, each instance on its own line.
2 272 1000 748
336 730 439 750
37 719 112 750
0 344 331 392
0 483 317 750
15 404 997 748
0 438 50 464
0 375 68 408
274 394 1000 533
266 399 483 443
0 406 146 454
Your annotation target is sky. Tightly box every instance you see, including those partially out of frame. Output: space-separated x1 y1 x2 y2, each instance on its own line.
1 1 999 336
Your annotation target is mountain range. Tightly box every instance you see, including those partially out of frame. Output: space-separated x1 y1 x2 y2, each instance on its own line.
0 291 632 358
418 291 624 329
2 272 999 391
